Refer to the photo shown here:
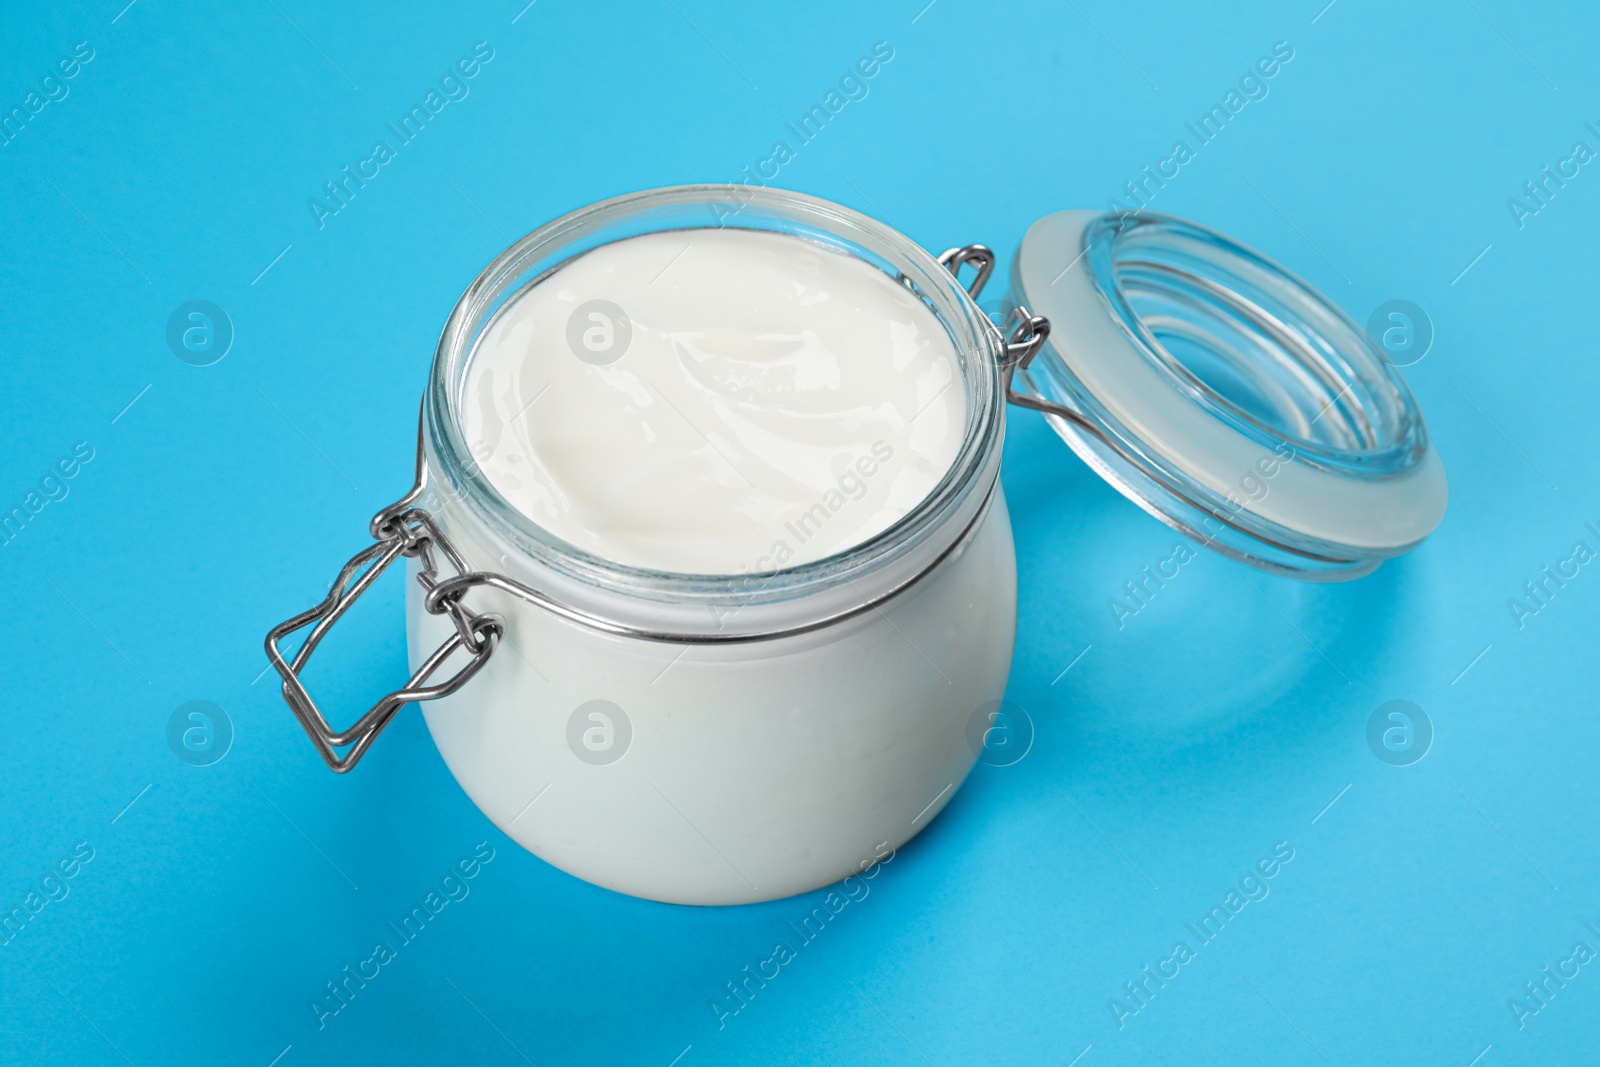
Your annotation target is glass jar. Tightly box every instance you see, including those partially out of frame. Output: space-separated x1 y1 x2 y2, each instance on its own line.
266 184 1446 906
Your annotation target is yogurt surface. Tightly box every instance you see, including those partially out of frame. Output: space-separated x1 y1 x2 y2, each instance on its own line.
459 227 966 574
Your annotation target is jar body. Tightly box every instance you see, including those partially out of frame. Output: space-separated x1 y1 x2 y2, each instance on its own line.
406 477 1017 905
399 184 1015 905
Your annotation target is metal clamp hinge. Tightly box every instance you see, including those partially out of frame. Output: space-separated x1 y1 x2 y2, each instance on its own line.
264 412 503 774
938 243 1105 440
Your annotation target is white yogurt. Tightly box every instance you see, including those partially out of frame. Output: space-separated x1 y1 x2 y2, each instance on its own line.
459 228 966 573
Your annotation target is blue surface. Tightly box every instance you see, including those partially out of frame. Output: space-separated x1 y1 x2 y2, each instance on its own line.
2 1 1596 1064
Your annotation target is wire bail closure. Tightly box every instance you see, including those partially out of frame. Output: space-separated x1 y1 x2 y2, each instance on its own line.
264 408 504 774
937 244 1109 440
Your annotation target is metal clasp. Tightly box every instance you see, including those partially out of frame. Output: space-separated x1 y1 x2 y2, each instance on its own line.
939 243 1105 441
264 408 503 773
937 244 996 301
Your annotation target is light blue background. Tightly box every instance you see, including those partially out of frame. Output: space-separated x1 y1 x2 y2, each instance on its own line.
2 1 1596 1064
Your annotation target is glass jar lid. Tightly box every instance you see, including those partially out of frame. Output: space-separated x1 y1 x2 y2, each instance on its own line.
1006 209 1447 580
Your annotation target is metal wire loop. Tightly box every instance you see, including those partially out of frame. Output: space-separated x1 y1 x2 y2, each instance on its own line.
937 244 996 300
934 243 1109 446
265 408 505 774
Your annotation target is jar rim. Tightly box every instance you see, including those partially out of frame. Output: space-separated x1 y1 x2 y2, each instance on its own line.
423 184 1005 619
